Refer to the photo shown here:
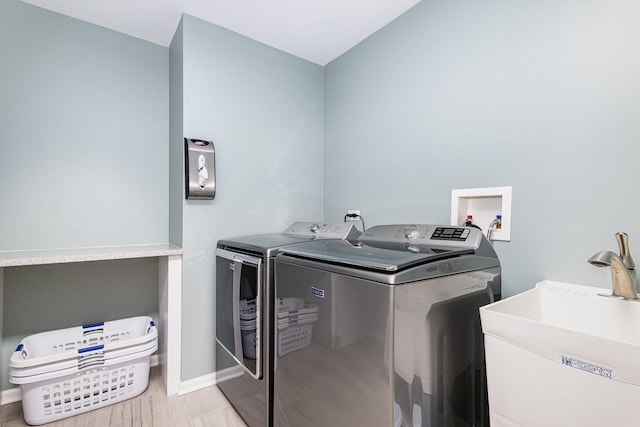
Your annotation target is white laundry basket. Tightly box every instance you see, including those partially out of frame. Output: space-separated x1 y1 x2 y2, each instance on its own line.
276 298 319 357
9 316 157 426
240 299 257 359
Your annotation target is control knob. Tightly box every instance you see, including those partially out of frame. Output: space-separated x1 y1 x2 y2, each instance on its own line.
403 225 419 239
309 223 320 234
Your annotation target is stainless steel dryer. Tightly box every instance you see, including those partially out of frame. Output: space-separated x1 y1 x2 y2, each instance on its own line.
273 224 501 427
215 222 360 427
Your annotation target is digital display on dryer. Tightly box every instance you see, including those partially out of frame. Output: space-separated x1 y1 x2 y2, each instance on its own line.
431 227 470 241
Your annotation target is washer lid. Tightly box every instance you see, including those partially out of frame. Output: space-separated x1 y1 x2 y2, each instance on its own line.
217 222 361 256
278 240 474 272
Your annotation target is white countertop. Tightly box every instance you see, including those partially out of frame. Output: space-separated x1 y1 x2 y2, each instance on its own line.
0 244 183 267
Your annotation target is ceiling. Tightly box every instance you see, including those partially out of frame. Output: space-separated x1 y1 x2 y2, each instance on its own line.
21 0 421 65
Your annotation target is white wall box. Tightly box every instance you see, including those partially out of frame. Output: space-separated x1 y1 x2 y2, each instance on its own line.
451 186 512 242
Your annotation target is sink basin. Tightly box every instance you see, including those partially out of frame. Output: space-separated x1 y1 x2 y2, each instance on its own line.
480 280 640 427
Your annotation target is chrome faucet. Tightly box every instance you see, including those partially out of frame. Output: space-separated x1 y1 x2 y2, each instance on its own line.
588 232 638 299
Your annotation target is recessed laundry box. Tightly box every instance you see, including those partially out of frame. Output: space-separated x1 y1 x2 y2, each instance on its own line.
9 316 157 425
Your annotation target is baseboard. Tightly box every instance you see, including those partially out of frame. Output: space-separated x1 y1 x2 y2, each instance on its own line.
1 388 21 405
151 353 159 368
176 372 217 396
175 365 245 396
2 354 160 405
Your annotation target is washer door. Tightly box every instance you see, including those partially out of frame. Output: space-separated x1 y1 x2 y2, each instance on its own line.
216 248 262 380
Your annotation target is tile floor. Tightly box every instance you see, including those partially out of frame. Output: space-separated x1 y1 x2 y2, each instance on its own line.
0 367 247 427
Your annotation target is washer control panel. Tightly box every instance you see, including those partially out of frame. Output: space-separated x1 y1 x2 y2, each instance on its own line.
359 224 483 249
431 227 470 241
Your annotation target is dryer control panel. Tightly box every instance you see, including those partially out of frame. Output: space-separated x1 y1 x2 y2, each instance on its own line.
283 222 360 240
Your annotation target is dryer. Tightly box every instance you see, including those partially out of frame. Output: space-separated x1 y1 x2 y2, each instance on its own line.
215 222 360 427
273 224 501 427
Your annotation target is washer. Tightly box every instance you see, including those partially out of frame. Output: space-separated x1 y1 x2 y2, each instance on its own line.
215 222 360 427
273 224 501 427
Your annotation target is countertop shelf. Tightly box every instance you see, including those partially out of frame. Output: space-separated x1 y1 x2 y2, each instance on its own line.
0 243 183 267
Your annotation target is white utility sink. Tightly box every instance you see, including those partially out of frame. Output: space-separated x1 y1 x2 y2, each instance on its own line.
480 280 640 427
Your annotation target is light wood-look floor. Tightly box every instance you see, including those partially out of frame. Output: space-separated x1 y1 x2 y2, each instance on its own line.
0 367 248 427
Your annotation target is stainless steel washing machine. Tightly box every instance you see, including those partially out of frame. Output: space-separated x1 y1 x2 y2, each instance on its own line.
273 224 501 427
215 222 360 426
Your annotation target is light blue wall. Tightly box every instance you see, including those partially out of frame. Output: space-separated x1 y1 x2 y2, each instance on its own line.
324 0 640 297
169 19 184 247
0 0 168 389
0 0 169 250
173 15 324 380
2 0 324 387
5 0 637 387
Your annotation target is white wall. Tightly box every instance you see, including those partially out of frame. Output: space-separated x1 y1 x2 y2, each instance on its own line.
324 0 640 297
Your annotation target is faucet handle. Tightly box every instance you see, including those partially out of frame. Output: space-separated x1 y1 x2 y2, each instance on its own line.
616 232 635 270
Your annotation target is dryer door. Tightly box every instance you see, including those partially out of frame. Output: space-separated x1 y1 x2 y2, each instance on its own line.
216 248 262 380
